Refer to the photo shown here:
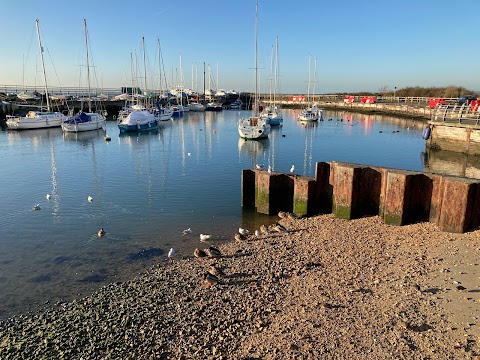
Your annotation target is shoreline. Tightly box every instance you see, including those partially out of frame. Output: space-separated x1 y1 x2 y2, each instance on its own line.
1 214 478 358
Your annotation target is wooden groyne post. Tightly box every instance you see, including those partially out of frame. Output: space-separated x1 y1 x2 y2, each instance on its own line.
242 161 480 233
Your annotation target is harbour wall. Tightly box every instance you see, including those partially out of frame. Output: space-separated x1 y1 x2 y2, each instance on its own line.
242 161 480 233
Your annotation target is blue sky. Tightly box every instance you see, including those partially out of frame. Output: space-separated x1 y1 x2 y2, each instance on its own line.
1 0 479 94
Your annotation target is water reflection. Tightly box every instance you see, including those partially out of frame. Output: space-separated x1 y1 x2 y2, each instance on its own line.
238 138 270 169
422 147 480 179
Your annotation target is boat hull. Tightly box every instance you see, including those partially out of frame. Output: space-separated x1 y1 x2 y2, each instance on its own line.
6 112 65 130
118 119 159 133
238 117 271 140
62 113 106 133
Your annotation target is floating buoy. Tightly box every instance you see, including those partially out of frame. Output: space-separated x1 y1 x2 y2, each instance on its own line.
422 126 431 140
105 135 111 141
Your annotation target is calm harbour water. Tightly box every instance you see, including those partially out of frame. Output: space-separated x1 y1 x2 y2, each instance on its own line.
0 108 465 318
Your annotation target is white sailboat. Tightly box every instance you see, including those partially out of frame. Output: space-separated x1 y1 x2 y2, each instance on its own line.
6 20 67 130
117 37 159 132
298 56 323 122
261 36 283 126
238 0 270 140
62 19 107 133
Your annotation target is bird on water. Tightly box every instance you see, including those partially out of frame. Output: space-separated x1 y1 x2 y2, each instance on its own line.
98 228 106 237
290 165 295 173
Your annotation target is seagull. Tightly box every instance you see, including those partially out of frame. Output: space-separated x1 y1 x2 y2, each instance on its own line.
200 234 211 242
104 135 111 142
87 196 93 203
168 248 175 261
254 229 263 237
187 152 191 156
194 248 207 258
207 246 222 258
239 227 249 235
32 204 41 211
98 228 106 237
290 165 295 173
268 165 272 174
182 228 192 235
203 272 220 288
255 164 264 170
235 233 246 242
46 194 51 201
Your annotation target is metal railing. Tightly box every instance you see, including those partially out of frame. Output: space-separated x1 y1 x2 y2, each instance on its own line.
431 104 480 126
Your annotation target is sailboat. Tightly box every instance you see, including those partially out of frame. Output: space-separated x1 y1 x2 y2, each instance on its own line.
117 37 160 132
153 38 173 121
62 19 107 133
6 20 67 130
189 63 205 112
260 36 283 126
298 56 323 122
238 0 271 140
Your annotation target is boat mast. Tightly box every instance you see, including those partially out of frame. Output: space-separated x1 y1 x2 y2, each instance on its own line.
84 19 92 113
313 56 317 104
274 36 279 107
142 36 148 107
35 19 51 111
254 0 259 117
307 56 311 104
157 38 162 97
203 62 206 104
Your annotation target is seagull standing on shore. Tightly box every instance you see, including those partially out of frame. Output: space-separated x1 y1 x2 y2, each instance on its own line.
255 164 264 170
254 229 263 237
268 165 272 174
290 165 295 173
239 227 249 235
168 248 175 261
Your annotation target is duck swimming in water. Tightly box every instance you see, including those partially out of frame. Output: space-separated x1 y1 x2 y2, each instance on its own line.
200 234 211 242
98 228 106 237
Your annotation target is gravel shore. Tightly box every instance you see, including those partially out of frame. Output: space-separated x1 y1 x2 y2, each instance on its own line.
1 214 479 359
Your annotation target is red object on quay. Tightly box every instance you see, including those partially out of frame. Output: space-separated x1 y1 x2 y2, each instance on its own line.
428 98 446 108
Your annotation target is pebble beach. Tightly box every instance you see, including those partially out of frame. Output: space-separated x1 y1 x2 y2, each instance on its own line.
1 214 479 359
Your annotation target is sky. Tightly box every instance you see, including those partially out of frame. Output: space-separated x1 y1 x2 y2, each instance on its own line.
1 0 479 94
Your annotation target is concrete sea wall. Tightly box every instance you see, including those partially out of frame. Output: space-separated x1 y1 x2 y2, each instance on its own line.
242 162 480 233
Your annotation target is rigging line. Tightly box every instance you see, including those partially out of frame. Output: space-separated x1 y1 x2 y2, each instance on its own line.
41 34 71 112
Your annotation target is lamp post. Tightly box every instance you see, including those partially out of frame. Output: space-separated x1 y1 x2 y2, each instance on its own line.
394 86 397 101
